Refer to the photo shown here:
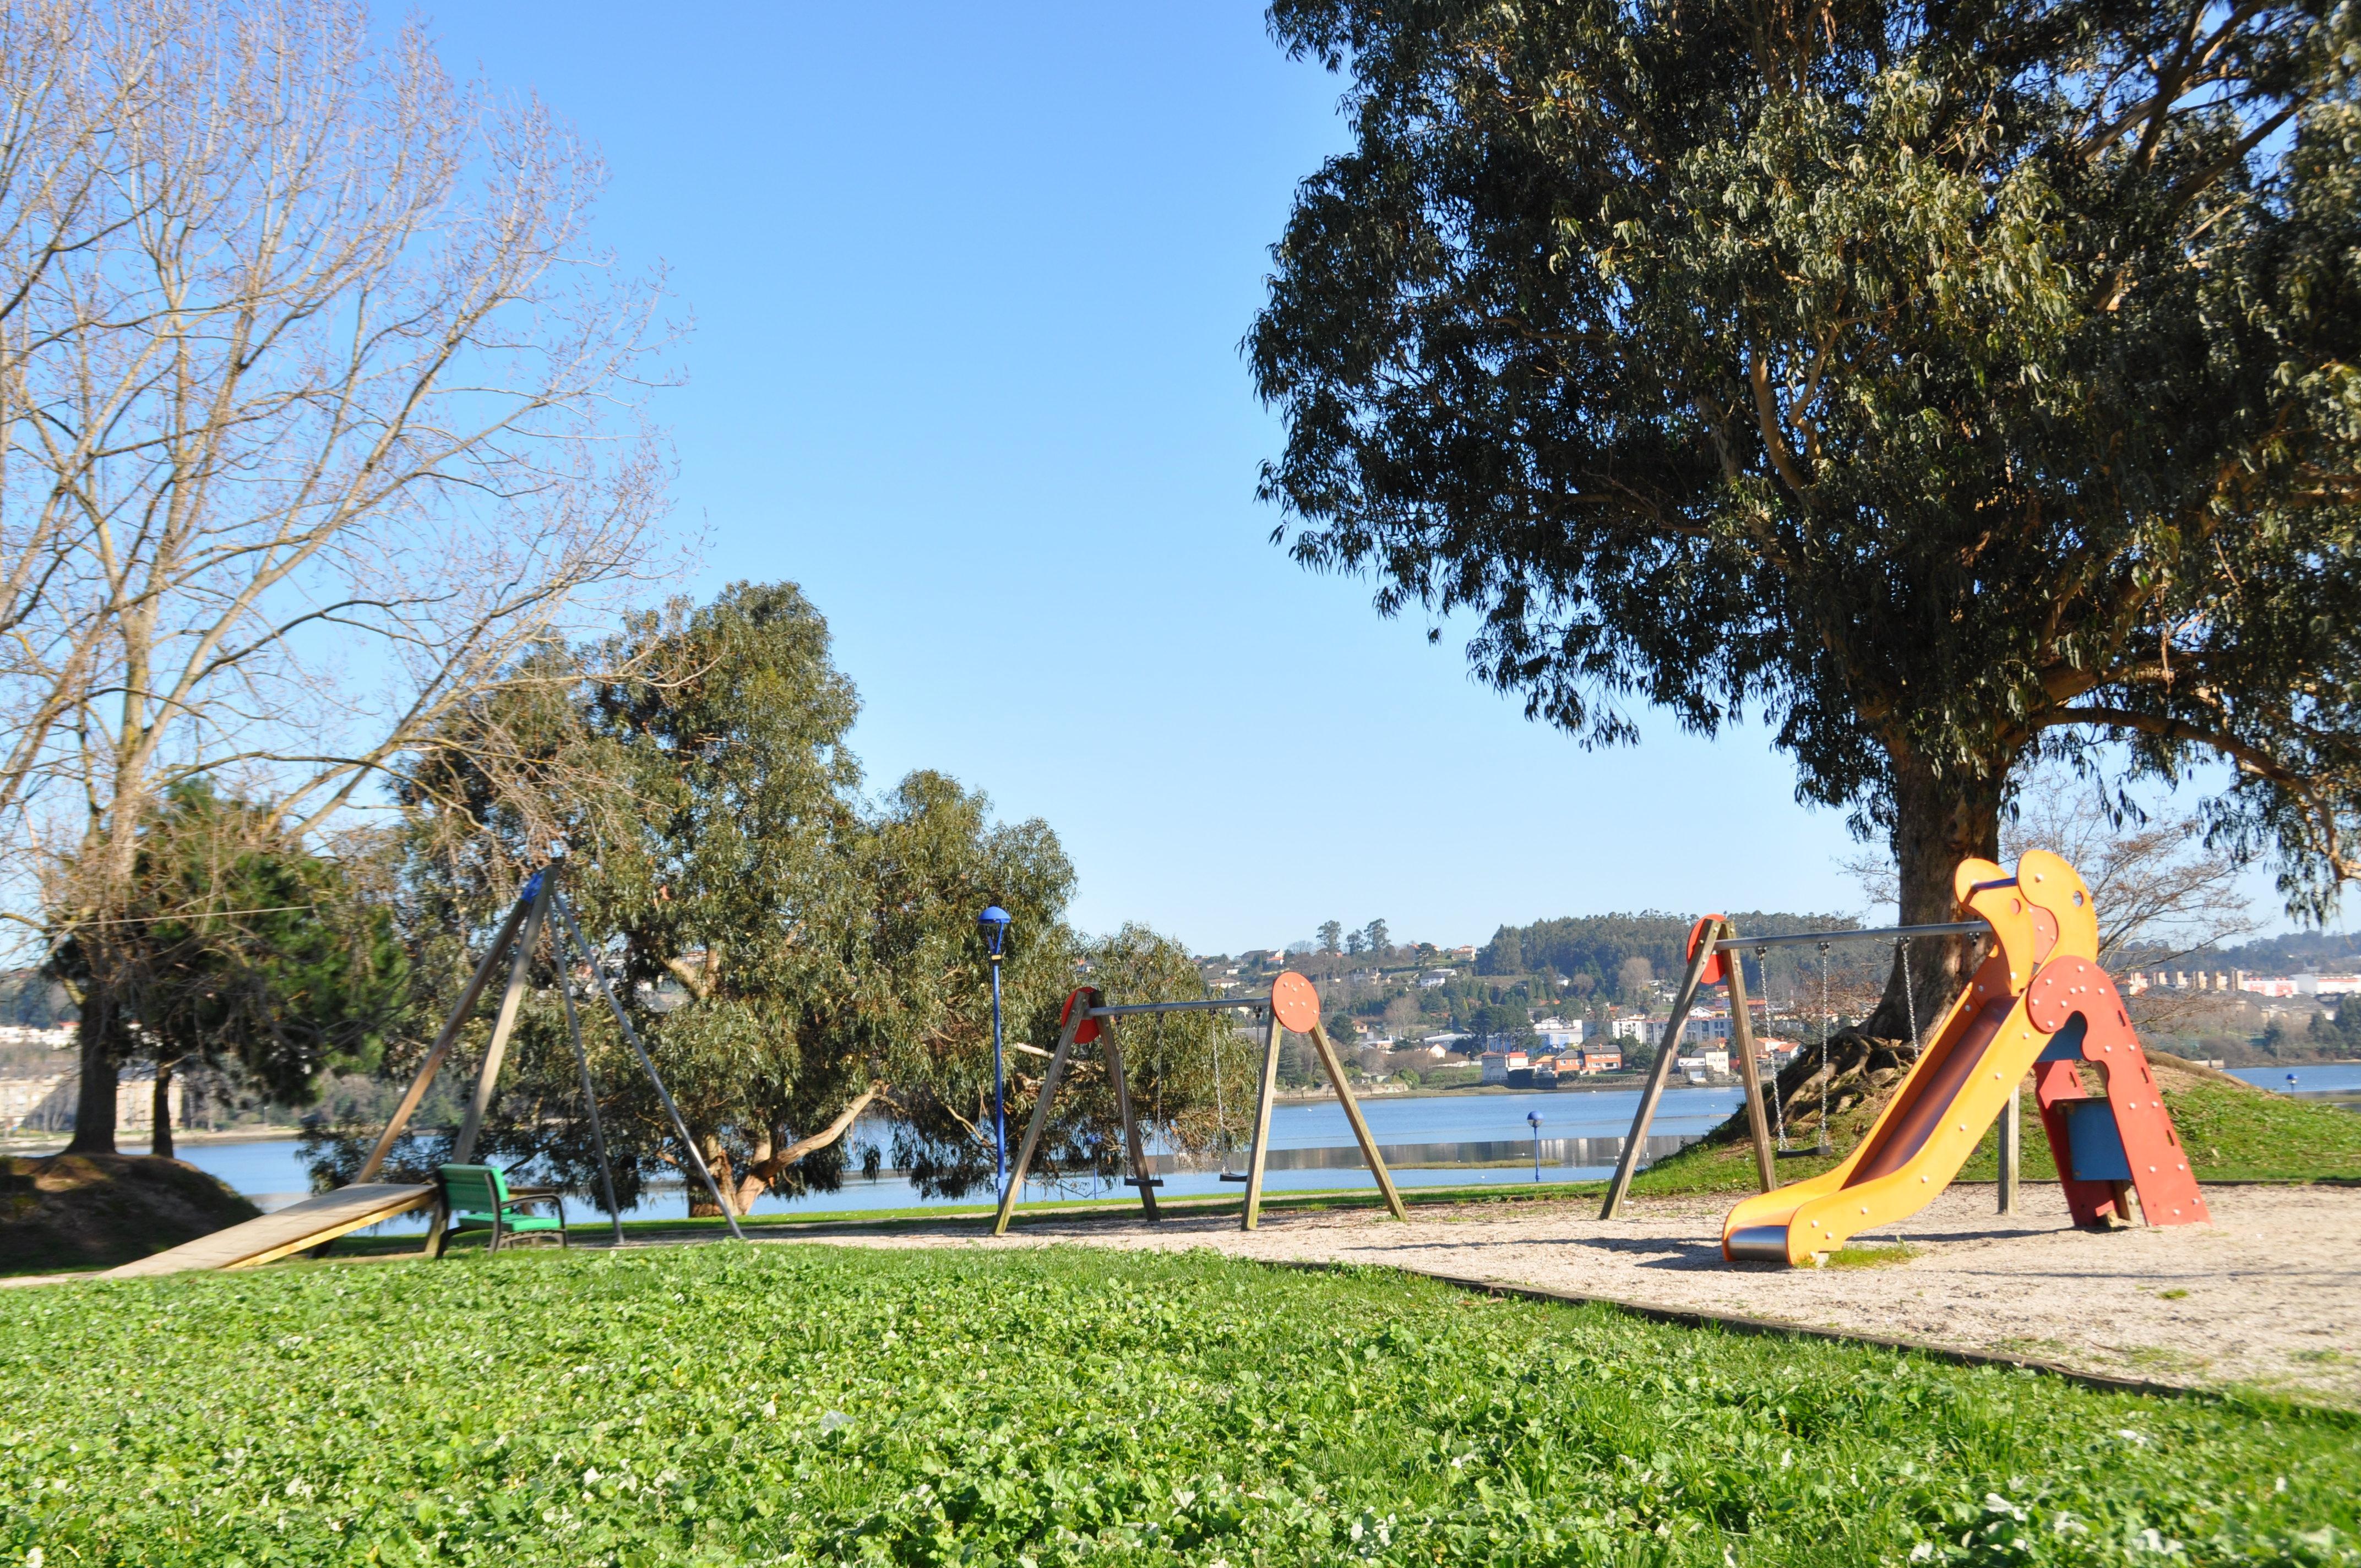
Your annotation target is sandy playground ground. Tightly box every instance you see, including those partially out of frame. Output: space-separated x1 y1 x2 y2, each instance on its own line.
808 1184 2361 1406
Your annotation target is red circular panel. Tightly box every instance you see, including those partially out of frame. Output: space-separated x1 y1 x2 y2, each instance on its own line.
1059 987 1102 1044
1687 914 1727 986
2026 955 2103 1037
1270 970 1321 1034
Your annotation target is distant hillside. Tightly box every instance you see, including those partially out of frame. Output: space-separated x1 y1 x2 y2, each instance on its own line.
2195 930 2361 975
1479 911 1886 994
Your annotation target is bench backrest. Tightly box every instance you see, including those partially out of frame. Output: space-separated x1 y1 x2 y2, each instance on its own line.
437 1163 511 1215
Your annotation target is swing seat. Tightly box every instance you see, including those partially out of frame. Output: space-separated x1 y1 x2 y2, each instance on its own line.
1217 1171 1250 1182
1122 1175 1166 1188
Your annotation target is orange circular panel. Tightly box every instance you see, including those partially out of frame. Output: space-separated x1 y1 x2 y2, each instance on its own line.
1687 915 1727 986
1059 987 1101 1045
1270 970 1321 1034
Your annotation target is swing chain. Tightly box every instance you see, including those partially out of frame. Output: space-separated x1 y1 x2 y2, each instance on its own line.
1757 944 1786 1150
1899 936 1921 1054
1816 941 1832 1155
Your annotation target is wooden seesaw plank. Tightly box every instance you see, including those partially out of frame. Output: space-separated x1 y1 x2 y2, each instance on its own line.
103 1183 436 1277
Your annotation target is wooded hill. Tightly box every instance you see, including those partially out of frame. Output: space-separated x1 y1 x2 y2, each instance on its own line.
1477 912 1887 1000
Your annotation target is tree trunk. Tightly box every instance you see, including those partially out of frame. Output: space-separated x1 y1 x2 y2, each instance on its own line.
61 977 119 1155
1870 744 2007 1042
151 1057 177 1160
687 1132 736 1218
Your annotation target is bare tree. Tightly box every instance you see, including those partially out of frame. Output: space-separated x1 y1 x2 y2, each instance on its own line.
1843 763 2255 1027
0 0 674 1152
1999 777 2258 972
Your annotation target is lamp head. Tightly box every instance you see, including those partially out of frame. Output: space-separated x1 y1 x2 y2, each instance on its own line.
1526 1110 1543 1128
977 904 1011 959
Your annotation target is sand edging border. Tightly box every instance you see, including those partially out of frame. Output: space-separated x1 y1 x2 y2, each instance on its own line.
1260 1257 2217 1402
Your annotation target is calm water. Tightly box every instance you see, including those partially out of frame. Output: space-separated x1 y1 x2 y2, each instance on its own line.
121 1084 1749 1226
2228 1064 2361 1095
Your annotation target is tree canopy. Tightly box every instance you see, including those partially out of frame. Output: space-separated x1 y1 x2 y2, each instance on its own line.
1253 0 2361 1020
48 782 411 1155
322 583 1234 1215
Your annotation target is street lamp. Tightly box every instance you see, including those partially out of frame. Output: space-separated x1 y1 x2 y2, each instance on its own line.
978 905 1013 1195
1527 1109 1544 1182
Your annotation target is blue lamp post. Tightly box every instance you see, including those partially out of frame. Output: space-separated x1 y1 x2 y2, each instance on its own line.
978 905 1013 1194
1527 1109 1544 1182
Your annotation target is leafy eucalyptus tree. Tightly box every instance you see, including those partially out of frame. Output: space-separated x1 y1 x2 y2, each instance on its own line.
334 581 1227 1215
1252 0 2361 1027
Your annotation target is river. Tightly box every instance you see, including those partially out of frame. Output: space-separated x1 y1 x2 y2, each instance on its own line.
117 1083 1749 1227
114 1065 2357 1231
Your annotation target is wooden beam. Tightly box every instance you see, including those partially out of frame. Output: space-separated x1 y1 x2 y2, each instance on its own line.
1719 922 1780 1194
1101 1019 1160 1221
1599 932 1718 1219
355 892 532 1182
453 864 558 1164
1308 1021 1406 1220
1998 1081 2021 1215
992 993 1091 1235
1240 1006 1285 1230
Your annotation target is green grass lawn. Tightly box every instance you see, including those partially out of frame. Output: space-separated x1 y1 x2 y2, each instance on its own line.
1635 1076 2361 1196
3 1245 2354 1566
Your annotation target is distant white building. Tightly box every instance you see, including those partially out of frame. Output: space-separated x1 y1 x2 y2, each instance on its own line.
1533 1017 1584 1049
1675 1047 1731 1079
1479 1049 1528 1085
1418 972 1452 989
1610 1016 1667 1046
1423 1031 1475 1054
2295 974 2361 996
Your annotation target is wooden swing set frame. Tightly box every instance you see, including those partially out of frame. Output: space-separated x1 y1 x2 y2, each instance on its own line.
991 970 1407 1233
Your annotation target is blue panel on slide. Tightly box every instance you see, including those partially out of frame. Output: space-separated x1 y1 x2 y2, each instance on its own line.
2064 1101 2131 1182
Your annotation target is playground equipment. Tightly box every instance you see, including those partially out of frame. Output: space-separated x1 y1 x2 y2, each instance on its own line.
1698 851 2207 1265
108 851 732 1276
991 971 1406 1233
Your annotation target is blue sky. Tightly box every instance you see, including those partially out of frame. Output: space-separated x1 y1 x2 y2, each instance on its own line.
422 2 2295 954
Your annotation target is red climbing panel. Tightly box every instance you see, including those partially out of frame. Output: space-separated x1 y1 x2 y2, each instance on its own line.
2027 956 2209 1229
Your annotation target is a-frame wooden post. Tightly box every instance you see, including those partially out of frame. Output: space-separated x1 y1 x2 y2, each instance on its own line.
424 866 558 1256
1239 972 1403 1229
1307 1021 1406 1221
1100 1019 1162 1221
356 886 537 1182
1239 995 1286 1229
1600 924 1721 1219
992 989 1094 1235
453 863 558 1164
1719 923 1781 1194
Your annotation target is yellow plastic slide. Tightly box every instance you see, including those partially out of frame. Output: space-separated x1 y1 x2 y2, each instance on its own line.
1721 851 2095 1265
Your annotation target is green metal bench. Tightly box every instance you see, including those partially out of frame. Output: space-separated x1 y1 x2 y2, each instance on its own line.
435 1163 568 1253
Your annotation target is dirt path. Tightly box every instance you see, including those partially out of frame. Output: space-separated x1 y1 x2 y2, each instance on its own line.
804 1184 2361 1405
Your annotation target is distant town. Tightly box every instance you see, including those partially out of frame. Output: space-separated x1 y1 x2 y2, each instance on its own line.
1177 914 2361 1096
7 918 2358 1140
